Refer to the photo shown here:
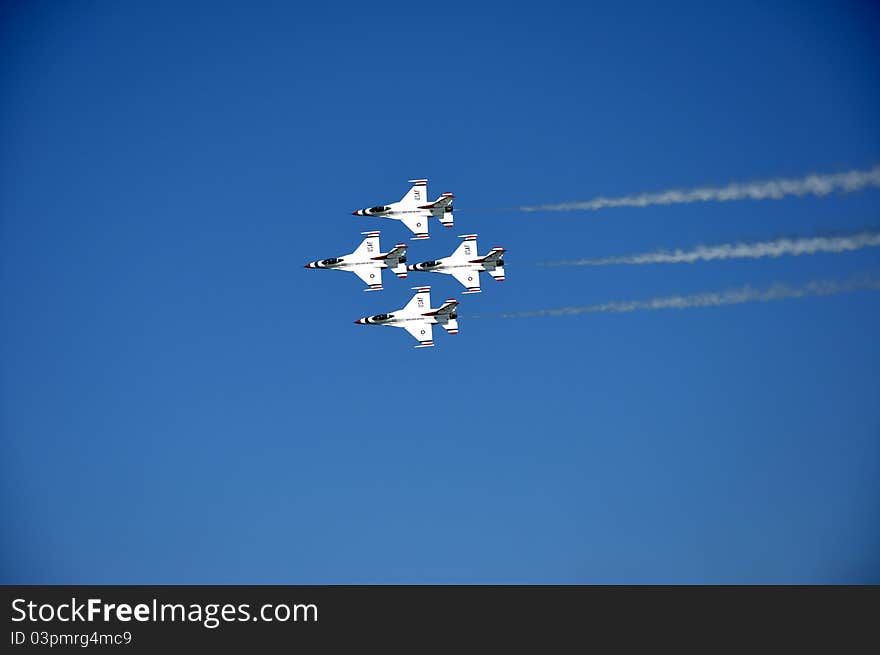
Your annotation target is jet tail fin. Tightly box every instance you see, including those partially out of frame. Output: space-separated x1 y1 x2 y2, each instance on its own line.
440 317 459 334
420 192 455 227
375 242 408 278
488 264 505 282
476 247 506 282
425 298 459 335
438 208 454 228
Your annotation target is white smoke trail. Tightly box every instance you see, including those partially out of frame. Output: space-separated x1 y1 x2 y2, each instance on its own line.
539 231 880 267
481 274 880 319
519 165 880 212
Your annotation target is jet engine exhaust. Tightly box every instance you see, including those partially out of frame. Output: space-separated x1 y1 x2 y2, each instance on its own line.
518 165 880 213
473 273 880 319
536 231 880 266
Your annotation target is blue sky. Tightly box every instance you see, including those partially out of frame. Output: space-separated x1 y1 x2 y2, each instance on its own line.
2 0 879 583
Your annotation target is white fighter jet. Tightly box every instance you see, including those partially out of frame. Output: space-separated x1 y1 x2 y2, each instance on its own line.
352 179 454 240
304 231 407 291
406 234 506 294
354 286 459 348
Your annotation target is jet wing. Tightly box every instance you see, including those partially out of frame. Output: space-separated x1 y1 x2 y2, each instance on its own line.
403 321 434 348
398 214 430 240
450 268 481 293
400 179 428 206
352 265 384 291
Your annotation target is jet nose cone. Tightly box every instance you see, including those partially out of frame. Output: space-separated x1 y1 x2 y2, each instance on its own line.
352 210 362 216
354 318 365 324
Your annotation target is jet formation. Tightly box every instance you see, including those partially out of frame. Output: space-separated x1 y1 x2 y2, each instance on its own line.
307 179 507 347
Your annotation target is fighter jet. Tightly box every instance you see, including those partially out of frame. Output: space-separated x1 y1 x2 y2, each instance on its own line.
352 179 454 240
354 286 459 348
407 234 506 293
304 231 407 291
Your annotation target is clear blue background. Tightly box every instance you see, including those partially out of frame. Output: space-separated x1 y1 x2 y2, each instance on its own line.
2 0 879 583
